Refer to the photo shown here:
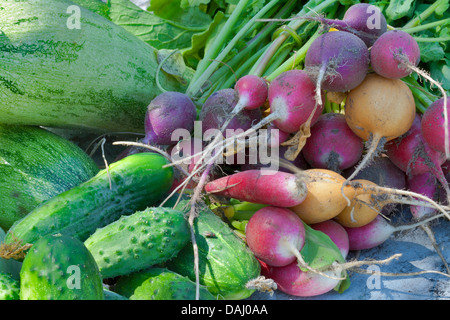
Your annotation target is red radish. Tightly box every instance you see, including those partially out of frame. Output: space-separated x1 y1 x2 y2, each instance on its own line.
262 260 342 297
245 206 306 267
344 214 445 251
304 31 369 105
385 113 449 202
343 73 416 204
204 169 308 207
143 91 197 146
370 30 420 79
302 113 364 172
233 75 268 112
421 97 450 158
302 3 387 47
406 172 439 220
311 220 350 259
267 69 324 133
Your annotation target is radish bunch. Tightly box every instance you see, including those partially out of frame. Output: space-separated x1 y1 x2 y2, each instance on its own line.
114 1 450 300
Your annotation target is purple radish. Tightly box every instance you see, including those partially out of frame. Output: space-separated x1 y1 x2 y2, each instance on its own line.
143 91 197 146
267 69 323 133
304 31 369 105
245 206 306 267
370 30 420 79
199 88 262 136
311 220 350 259
302 113 364 173
406 172 439 220
303 3 387 47
344 214 443 251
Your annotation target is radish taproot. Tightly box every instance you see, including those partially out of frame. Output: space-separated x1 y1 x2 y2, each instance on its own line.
143 91 197 146
342 73 416 203
204 170 308 207
245 206 306 267
304 31 369 105
302 113 363 173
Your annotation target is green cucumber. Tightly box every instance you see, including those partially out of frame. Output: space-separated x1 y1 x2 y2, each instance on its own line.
114 268 216 300
103 288 128 300
0 124 99 231
0 0 183 133
0 272 20 300
19 234 104 300
3 153 174 250
166 201 261 300
84 207 190 279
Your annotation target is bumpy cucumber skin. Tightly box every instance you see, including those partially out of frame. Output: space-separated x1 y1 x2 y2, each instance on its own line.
4 153 173 247
0 125 99 231
114 268 215 300
85 207 190 279
19 234 104 300
0 272 20 300
166 201 261 300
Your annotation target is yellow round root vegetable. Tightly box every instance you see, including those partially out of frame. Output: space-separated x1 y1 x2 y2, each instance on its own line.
334 179 384 228
290 169 356 224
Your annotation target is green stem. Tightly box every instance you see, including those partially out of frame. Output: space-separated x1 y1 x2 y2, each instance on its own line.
400 18 450 33
206 0 294 86
187 0 251 93
265 28 321 82
186 0 281 97
251 0 338 77
403 0 447 29
262 43 295 77
414 36 450 42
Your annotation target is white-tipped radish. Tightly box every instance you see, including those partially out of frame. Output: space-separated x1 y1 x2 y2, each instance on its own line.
245 206 306 267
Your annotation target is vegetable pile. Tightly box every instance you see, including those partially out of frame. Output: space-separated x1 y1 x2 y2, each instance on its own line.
0 0 449 300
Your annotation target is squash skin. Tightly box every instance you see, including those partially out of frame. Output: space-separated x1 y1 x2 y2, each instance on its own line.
0 0 182 133
0 125 99 231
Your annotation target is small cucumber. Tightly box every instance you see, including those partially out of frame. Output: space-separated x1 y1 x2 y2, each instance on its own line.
19 234 104 300
0 124 99 231
113 268 216 300
84 207 190 279
0 272 20 300
166 200 261 300
3 153 173 249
